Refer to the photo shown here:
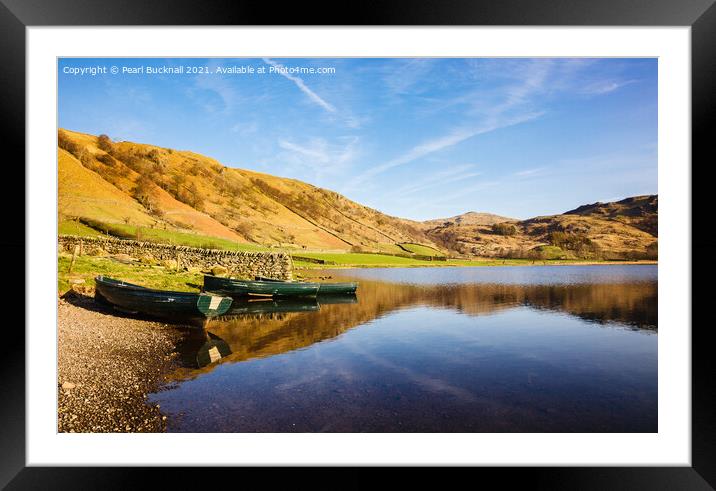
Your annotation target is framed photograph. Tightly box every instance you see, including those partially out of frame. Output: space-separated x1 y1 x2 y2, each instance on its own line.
3 0 713 487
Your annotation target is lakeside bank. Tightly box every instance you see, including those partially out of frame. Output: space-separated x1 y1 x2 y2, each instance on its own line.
56 255 657 433
58 293 184 432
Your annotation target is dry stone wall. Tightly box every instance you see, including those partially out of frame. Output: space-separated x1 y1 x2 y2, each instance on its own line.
59 235 292 280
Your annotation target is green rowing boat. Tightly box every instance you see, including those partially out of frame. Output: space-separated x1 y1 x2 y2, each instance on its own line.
203 275 320 298
95 276 233 318
254 275 358 295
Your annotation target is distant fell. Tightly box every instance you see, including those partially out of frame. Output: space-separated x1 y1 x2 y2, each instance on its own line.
423 196 658 260
423 211 517 227
563 195 658 236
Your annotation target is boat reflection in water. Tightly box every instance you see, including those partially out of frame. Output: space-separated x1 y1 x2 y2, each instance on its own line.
173 295 358 371
174 330 232 369
172 275 655 376
158 266 658 432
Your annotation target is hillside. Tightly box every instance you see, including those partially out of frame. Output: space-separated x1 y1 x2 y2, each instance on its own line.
58 129 440 252
422 211 517 228
563 195 658 236
424 198 658 260
57 129 657 261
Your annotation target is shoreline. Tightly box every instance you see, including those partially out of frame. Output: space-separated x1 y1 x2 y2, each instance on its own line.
58 293 184 432
56 260 656 432
295 260 658 270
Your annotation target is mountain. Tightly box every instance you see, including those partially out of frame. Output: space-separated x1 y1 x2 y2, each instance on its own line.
57 129 439 253
423 198 658 260
563 195 658 236
422 211 517 228
57 129 657 260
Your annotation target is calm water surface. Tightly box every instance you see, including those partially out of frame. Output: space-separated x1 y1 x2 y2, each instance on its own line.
151 265 657 432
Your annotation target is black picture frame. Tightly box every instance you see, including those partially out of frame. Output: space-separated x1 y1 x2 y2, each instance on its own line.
1 0 713 487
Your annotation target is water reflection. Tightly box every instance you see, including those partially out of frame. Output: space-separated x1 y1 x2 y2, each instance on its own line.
174 330 232 369
171 272 656 378
156 266 657 432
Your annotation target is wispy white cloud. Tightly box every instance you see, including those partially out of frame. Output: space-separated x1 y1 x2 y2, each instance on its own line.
263 58 336 113
383 59 436 96
191 61 241 112
581 79 638 95
230 121 258 137
345 111 543 191
276 136 359 182
513 167 546 178
390 164 481 197
344 60 553 193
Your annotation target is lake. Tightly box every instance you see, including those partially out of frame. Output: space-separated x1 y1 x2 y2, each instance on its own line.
151 265 658 432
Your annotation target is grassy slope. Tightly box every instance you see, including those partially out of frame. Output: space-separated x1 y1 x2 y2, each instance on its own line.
59 129 439 252
58 149 158 226
58 219 103 237
58 254 204 294
398 243 446 257
58 129 656 263
72 220 269 251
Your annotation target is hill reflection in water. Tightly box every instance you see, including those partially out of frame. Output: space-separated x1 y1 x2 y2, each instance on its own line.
172 272 656 378
156 266 657 432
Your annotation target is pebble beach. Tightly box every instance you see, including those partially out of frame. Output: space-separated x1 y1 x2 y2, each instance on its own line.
57 293 183 432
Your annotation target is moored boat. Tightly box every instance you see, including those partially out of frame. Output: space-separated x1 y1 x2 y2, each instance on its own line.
203 275 320 298
254 275 358 295
95 276 233 318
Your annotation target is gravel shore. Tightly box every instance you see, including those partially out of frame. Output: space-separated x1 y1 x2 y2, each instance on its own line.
57 293 184 432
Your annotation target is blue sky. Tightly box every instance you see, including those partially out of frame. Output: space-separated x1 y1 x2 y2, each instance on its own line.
58 57 657 220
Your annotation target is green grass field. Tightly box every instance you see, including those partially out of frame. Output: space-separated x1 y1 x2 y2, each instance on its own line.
58 254 204 294
58 220 103 237
293 252 442 267
398 243 446 257
289 253 544 268
291 254 630 269
61 218 269 252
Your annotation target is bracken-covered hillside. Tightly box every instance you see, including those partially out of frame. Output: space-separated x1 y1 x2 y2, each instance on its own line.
424 199 658 260
58 129 657 260
57 129 441 252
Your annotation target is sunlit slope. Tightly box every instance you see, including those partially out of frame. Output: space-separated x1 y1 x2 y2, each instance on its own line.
58 129 438 251
58 149 157 225
425 206 657 259
423 211 517 228
564 195 658 236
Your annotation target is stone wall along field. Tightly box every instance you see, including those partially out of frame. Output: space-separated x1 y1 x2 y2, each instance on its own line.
58 235 292 280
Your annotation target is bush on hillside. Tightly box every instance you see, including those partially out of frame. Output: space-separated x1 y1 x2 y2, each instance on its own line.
492 222 517 236
58 130 82 157
548 231 601 258
96 153 116 166
97 134 113 152
133 175 160 213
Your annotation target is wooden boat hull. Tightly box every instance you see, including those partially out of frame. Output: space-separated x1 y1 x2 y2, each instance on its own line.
95 276 233 319
254 276 358 295
204 275 320 298
317 282 358 294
